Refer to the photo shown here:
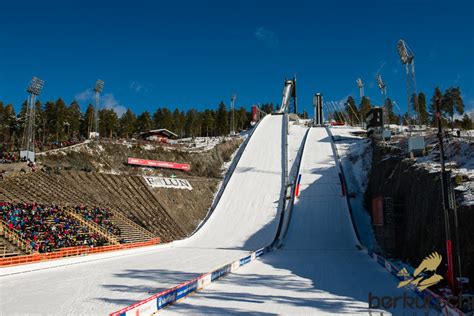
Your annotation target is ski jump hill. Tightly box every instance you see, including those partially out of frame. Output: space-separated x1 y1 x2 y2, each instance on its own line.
0 117 433 315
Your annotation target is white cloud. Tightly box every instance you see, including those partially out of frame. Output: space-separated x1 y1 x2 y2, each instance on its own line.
374 61 386 76
75 88 126 117
255 27 279 48
75 89 94 102
129 81 153 94
130 81 143 93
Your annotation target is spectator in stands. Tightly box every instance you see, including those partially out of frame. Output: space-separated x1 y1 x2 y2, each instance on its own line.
0 203 110 253
74 206 121 236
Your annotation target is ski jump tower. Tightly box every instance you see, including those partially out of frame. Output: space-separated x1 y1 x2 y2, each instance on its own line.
277 77 297 114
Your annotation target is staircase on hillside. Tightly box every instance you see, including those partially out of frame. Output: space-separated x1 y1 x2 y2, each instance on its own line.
0 235 24 258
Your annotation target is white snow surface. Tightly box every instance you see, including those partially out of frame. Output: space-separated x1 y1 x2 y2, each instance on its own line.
0 115 285 315
330 126 378 249
163 128 437 315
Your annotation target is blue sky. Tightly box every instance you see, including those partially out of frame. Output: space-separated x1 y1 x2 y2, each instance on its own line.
0 0 473 116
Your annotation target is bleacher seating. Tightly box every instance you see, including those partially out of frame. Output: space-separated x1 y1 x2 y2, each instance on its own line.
0 170 180 242
1 202 109 253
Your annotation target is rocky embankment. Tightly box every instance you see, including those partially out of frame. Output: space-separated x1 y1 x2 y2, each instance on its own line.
366 143 474 285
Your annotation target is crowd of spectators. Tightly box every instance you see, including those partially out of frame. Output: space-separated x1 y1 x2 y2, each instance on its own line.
74 206 121 236
0 152 21 163
37 139 81 151
0 202 108 253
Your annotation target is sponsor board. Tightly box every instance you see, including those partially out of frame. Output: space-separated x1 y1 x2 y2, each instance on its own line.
127 158 190 171
231 260 240 272
176 279 198 301
255 248 265 257
198 273 211 289
124 297 156 316
157 289 177 310
211 264 231 281
143 176 193 190
111 247 272 316
239 255 251 266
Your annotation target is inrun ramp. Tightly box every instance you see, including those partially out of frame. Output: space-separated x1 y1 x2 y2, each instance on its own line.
0 115 286 315
164 127 434 315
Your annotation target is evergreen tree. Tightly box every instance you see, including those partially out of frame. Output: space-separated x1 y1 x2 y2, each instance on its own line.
237 107 248 130
430 87 443 126
359 96 371 120
384 98 397 125
135 111 152 133
442 87 464 130
161 108 174 131
99 109 119 138
202 109 215 137
417 92 429 125
185 109 201 137
215 101 228 136
345 96 359 125
3 104 17 146
54 98 68 142
173 109 186 137
119 109 136 138
80 104 95 138
461 113 472 130
67 100 81 139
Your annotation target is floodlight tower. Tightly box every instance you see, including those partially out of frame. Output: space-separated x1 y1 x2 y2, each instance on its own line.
376 74 388 127
93 79 104 138
230 93 236 135
356 78 365 127
21 76 44 162
397 39 418 125
356 78 364 102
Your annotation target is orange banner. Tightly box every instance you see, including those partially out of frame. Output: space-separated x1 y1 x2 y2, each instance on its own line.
0 238 160 267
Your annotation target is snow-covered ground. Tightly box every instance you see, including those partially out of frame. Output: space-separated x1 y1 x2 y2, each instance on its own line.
0 115 284 315
172 136 241 152
415 133 474 206
330 126 378 250
163 128 434 315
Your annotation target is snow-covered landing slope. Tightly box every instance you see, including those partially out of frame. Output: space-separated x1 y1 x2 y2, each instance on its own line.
164 127 437 315
0 115 285 315
283 127 359 250
185 115 284 249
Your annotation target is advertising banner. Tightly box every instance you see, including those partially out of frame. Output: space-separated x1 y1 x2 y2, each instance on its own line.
127 158 190 171
143 176 193 190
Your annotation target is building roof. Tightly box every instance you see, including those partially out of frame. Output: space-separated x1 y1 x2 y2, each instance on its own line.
140 129 178 139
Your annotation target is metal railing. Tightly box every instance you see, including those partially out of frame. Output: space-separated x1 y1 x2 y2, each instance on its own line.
0 237 160 267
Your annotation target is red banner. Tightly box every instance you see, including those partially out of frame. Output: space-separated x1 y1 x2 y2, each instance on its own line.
127 158 190 171
371 196 384 226
446 239 455 291
252 105 258 122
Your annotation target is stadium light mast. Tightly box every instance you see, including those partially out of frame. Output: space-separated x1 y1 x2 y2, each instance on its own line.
356 78 365 127
356 78 364 102
397 39 419 126
92 79 104 139
377 74 388 128
21 76 44 162
230 93 236 135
